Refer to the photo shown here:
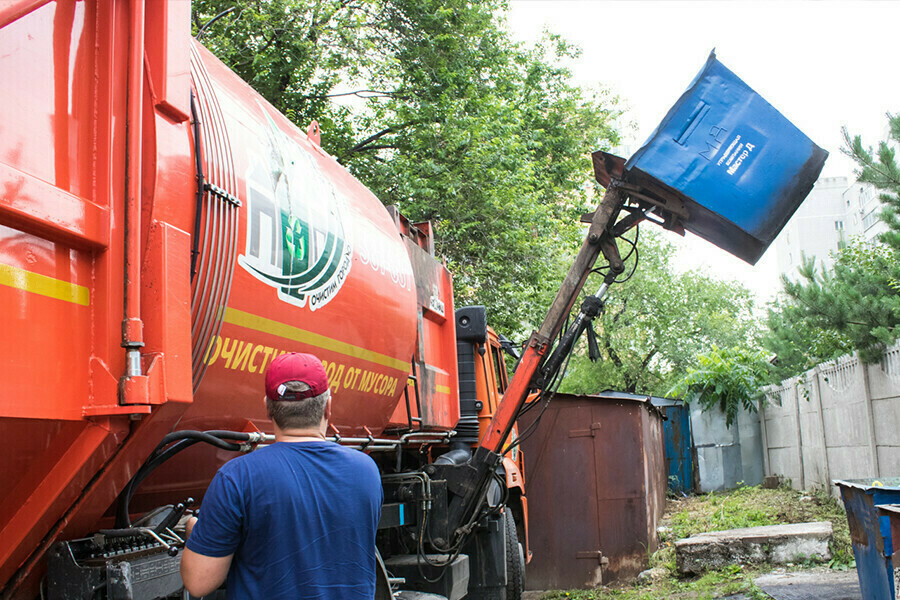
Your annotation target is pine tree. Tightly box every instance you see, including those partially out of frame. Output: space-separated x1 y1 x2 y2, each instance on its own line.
774 114 900 365
762 295 851 383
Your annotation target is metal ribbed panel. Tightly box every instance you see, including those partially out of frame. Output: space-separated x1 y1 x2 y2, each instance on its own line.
189 43 241 392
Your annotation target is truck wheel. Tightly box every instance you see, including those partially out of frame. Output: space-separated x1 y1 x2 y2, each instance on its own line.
504 510 525 600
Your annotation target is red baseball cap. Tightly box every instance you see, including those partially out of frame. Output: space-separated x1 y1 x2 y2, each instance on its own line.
265 353 329 401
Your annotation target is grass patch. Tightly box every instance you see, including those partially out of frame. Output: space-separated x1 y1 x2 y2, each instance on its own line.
538 484 853 599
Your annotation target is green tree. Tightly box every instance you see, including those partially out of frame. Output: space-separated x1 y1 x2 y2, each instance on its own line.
762 294 852 384
192 0 622 335
668 346 770 428
192 0 368 153
782 241 900 363
772 114 900 365
560 230 761 395
358 30 621 334
849 115 900 255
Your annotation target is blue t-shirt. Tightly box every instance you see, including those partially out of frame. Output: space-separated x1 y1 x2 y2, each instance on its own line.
186 441 382 600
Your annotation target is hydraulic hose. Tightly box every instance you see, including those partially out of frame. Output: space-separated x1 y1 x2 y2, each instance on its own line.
116 430 255 528
539 285 609 385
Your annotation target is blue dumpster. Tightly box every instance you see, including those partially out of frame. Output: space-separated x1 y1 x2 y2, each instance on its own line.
594 50 827 265
835 479 900 600
879 504 900 569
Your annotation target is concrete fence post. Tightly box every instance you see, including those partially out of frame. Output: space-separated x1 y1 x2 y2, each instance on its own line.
758 398 771 477
860 358 880 478
811 367 831 489
793 378 805 490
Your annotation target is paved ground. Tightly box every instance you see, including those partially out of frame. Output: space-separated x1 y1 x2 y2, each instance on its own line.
753 569 862 600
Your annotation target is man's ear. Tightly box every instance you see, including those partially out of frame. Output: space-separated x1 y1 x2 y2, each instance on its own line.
324 394 333 421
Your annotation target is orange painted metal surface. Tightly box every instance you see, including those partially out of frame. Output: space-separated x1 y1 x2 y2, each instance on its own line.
0 3 192 595
481 338 548 453
474 329 531 561
0 1 460 596
180 42 437 436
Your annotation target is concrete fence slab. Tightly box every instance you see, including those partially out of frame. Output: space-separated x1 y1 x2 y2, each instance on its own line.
761 345 900 494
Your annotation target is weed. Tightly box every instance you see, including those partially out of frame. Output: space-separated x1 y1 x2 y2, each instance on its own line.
828 548 856 571
667 485 780 540
792 553 825 568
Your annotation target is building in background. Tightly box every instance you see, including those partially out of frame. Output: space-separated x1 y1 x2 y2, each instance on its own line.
775 176 884 281
846 180 888 241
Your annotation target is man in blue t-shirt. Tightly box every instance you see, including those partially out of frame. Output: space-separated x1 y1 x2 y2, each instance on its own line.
181 352 383 599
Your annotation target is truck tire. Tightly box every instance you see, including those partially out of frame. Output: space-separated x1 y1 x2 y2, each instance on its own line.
504 510 525 600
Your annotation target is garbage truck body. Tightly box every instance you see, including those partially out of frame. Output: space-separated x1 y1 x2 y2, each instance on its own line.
0 2 530 598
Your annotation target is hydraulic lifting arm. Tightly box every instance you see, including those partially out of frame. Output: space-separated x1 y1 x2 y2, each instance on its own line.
480 185 626 454
442 184 630 539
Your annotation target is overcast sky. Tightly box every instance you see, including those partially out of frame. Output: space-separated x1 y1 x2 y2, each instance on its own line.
506 0 900 302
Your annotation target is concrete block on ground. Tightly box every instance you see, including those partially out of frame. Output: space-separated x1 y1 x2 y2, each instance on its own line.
675 522 832 574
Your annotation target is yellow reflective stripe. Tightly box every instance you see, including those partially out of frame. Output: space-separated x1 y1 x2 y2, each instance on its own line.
436 385 452 395
224 307 409 372
0 263 89 306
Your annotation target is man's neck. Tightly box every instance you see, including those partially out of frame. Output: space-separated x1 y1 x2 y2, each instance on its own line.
274 424 328 443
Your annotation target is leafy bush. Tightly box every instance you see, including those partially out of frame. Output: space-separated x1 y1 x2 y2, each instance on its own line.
668 346 769 427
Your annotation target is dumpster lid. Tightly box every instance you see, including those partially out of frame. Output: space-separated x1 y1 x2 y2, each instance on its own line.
834 478 900 492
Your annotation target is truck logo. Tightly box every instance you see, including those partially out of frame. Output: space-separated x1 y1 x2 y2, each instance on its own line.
238 109 352 310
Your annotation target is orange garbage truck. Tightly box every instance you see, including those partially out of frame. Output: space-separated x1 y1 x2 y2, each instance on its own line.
0 2 526 598
0 2 826 599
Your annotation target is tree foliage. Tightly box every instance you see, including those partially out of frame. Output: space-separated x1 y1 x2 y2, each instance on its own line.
192 0 365 152
192 0 622 334
560 230 761 396
668 346 770 428
762 294 852 384
768 113 900 370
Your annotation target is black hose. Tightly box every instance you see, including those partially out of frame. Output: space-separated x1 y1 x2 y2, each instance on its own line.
504 337 577 456
157 429 252 448
116 430 249 528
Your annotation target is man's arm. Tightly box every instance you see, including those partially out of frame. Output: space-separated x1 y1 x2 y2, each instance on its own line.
181 547 233 597
180 516 233 597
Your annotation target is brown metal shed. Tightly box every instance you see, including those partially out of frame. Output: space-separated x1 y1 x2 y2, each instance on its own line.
518 392 667 589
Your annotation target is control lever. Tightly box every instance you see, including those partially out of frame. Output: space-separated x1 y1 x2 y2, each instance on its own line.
100 497 195 556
